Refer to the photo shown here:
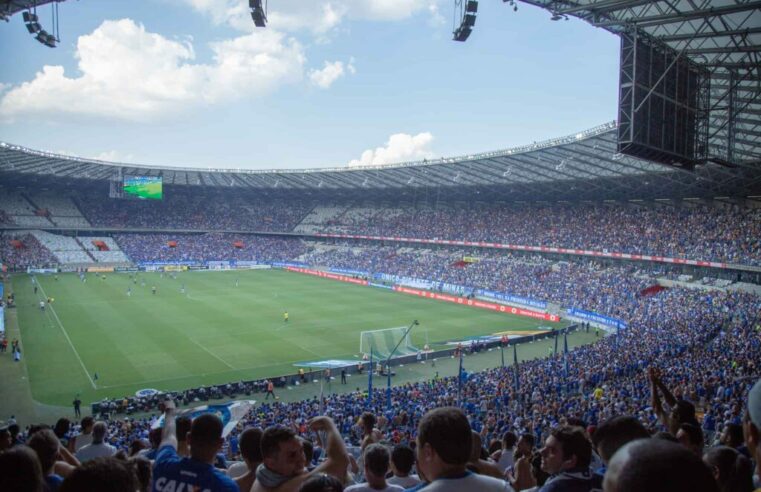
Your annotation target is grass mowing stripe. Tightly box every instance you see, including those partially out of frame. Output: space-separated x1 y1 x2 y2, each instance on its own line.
35 279 97 389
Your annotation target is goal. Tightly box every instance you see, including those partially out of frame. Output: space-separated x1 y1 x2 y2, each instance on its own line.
359 327 419 359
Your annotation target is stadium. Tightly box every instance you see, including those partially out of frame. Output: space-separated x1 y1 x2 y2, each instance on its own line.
0 1 760 491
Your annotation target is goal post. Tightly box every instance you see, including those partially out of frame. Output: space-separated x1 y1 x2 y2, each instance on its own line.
359 326 419 359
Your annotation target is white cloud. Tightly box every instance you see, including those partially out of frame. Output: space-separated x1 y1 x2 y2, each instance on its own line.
351 0 435 21
0 19 305 121
426 2 446 27
92 150 135 162
308 59 355 89
180 0 252 31
179 0 443 35
268 3 348 36
348 132 434 167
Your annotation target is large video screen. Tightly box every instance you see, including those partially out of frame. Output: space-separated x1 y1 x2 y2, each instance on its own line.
124 176 162 200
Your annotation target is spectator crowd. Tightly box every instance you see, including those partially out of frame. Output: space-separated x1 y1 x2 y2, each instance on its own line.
305 202 761 265
113 234 311 265
3 196 761 269
2 236 761 491
2 193 761 491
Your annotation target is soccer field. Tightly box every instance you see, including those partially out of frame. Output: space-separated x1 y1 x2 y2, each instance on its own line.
10 269 567 406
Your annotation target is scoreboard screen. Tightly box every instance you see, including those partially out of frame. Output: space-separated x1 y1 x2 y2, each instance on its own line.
124 176 162 200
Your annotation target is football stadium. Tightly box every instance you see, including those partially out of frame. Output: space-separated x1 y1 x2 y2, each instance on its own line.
1 1 761 491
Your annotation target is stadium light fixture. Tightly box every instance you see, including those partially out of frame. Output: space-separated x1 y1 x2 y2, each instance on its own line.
250 0 267 27
550 11 569 21
36 30 56 48
453 0 477 42
23 8 58 47
503 0 518 12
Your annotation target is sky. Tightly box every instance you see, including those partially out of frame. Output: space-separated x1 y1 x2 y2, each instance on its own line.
0 0 620 170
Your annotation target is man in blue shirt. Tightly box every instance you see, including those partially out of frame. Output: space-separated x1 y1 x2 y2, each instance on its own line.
152 399 239 492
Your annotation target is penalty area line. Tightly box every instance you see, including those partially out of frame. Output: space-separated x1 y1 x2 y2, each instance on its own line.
189 338 235 370
36 282 97 389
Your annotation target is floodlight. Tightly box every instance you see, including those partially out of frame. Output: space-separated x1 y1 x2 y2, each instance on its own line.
466 1 478 13
251 9 266 27
36 30 56 48
250 0 267 27
453 26 472 41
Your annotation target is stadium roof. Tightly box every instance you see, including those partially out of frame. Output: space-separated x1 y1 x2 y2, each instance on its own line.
1 0 759 202
2 121 761 201
0 0 60 20
523 0 761 166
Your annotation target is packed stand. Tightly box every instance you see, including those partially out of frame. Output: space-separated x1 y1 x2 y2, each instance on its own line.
0 233 57 270
114 233 312 264
302 245 649 318
307 203 761 265
75 190 312 233
4 238 761 491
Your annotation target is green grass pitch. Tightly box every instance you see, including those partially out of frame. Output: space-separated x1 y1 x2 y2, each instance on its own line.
10 269 568 406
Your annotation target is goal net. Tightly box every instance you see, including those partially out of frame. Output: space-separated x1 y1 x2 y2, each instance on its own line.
359 327 419 359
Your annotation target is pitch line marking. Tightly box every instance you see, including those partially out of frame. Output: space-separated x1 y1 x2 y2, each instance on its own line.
36 281 97 389
189 338 235 370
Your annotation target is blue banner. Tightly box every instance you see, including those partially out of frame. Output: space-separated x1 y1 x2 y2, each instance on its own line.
477 289 547 309
272 261 307 268
295 359 357 369
152 401 254 437
0 282 3 300
329 268 369 276
567 307 627 329
140 261 200 266
368 282 393 290
0 307 4 334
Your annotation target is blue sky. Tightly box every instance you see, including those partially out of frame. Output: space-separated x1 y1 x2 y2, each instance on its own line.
0 0 620 170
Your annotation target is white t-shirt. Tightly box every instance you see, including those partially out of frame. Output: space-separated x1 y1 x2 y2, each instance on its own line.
388 475 422 488
496 449 515 474
226 461 249 479
413 472 512 491
75 442 116 462
345 483 404 492
74 432 93 452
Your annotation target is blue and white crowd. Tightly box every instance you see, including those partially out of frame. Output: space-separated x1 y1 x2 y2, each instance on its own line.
1 195 761 491
2 192 760 265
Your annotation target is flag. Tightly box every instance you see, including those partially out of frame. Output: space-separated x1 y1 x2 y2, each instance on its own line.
319 379 325 415
457 349 464 407
367 348 373 407
513 344 519 391
553 329 558 355
563 331 569 379
386 363 392 411
153 401 253 437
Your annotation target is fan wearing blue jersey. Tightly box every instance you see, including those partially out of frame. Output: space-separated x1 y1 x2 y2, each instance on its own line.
151 400 238 492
